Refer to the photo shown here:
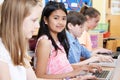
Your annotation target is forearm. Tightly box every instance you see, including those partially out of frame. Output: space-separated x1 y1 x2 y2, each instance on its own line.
71 56 100 67
36 72 73 79
37 78 62 80
71 60 90 66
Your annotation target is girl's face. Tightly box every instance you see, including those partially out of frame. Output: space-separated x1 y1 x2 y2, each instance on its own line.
87 15 100 30
23 5 42 39
44 9 67 34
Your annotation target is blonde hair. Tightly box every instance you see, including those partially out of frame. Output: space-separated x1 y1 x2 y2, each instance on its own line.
0 0 40 66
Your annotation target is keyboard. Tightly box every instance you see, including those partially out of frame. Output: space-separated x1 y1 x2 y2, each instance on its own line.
93 70 110 78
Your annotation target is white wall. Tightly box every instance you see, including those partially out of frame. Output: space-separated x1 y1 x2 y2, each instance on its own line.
0 0 4 4
93 0 106 23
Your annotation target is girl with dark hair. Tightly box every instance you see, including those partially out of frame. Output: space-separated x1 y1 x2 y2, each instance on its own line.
34 1 97 79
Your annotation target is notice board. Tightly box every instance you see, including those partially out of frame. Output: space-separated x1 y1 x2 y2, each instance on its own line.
45 0 92 11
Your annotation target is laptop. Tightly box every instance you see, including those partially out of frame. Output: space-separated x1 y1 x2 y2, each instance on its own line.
111 51 120 59
95 52 120 68
79 69 113 80
93 70 113 80
91 56 118 80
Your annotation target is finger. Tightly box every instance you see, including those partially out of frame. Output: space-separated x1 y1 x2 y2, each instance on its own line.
105 56 114 62
88 63 102 72
88 63 102 73
93 65 102 72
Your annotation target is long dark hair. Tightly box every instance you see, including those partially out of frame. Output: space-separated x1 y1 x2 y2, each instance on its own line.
37 1 70 56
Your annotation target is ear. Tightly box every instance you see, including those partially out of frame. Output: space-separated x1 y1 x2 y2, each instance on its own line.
86 15 91 23
67 23 73 30
44 16 48 24
86 15 90 20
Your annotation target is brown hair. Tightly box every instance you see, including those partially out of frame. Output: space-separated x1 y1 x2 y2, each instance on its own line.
66 11 86 30
0 0 40 66
80 6 100 18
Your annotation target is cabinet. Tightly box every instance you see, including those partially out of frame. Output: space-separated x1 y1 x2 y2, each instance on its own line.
93 0 120 47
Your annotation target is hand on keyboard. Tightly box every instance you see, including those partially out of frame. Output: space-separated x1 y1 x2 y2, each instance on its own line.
96 54 114 62
88 63 102 73
93 47 112 55
76 70 97 80
97 59 117 68
93 70 110 79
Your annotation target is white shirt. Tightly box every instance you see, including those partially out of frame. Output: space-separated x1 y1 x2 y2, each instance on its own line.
0 38 26 80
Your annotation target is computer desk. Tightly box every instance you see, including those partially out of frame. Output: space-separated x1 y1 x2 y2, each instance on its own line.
100 55 120 80
110 55 120 80
97 55 120 80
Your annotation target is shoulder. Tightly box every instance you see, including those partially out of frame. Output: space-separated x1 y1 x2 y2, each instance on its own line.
0 38 11 63
37 35 51 48
35 35 51 56
35 35 51 65
0 38 3 49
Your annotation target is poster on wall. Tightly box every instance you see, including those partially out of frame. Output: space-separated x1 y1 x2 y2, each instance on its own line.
44 0 92 11
111 0 120 15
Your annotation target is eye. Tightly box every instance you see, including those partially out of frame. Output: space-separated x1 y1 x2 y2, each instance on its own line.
79 25 83 28
96 21 99 23
53 15 59 20
33 18 39 23
32 19 37 22
54 17 58 19
63 17 66 20
80 26 82 28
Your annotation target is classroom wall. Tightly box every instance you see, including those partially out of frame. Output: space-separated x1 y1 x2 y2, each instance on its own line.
0 0 4 4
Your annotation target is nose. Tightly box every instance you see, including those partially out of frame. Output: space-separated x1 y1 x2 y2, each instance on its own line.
59 21 62 25
34 21 40 29
59 19 64 25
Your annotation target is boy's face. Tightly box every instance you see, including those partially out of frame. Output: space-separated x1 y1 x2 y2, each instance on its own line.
69 23 84 38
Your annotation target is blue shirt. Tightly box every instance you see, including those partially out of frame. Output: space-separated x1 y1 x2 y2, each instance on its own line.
66 31 91 64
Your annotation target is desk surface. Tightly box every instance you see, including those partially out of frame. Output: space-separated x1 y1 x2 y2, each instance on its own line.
111 55 120 80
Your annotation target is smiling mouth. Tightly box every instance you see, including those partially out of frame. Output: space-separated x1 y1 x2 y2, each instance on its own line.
56 25 64 28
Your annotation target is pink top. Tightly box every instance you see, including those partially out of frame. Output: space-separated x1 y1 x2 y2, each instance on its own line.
35 35 73 74
78 30 92 51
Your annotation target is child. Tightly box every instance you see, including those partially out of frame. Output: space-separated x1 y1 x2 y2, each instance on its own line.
78 6 112 54
34 1 98 80
66 11 113 65
0 0 42 80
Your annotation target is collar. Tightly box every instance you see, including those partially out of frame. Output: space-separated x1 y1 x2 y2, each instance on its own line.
66 30 78 44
